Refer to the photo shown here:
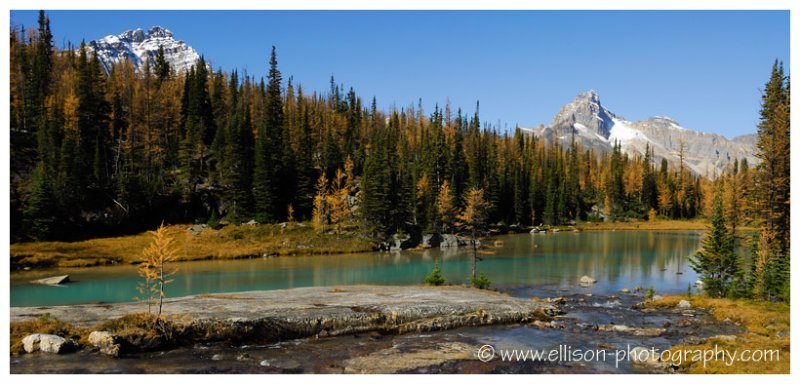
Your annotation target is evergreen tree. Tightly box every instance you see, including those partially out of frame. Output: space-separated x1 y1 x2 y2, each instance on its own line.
690 188 737 298
153 45 171 87
253 47 284 222
23 164 56 241
752 60 790 301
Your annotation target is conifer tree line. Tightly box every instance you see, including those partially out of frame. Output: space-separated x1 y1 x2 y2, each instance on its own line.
691 60 790 302
8 12 775 249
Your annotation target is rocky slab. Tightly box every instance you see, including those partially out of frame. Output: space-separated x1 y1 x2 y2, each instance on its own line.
11 286 559 342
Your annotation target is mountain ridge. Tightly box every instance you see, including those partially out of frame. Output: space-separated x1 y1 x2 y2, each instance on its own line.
521 91 758 177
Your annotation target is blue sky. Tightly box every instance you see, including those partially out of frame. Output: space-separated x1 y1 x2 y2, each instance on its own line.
10 10 789 138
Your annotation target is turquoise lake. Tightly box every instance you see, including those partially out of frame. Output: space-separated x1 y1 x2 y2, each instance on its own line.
10 231 706 307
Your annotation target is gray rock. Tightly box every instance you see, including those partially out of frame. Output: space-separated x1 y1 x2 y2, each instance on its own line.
440 234 465 248
30 275 70 285
243 219 259 226
389 233 417 251
22 334 76 354
598 324 666 337
651 294 664 301
677 300 692 309
711 335 737 342
211 354 224 361
188 224 205 235
579 275 596 285
421 234 441 248
88 331 123 357
11 286 559 344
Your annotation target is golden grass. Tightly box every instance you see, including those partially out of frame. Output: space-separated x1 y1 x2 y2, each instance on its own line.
575 219 710 231
648 295 790 373
11 222 375 270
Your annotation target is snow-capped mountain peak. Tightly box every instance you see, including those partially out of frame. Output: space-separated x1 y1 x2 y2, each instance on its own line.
85 26 201 74
524 91 758 177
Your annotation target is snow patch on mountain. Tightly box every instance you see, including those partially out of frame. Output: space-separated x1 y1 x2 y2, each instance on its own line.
608 118 645 143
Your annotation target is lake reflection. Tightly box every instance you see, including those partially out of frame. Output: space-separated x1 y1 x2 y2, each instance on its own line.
11 231 705 307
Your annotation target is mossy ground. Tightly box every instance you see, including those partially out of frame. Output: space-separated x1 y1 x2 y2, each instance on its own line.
648 295 790 374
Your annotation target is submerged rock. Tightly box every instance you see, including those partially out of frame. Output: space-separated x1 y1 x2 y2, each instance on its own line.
343 341 476 373
597 324 667 337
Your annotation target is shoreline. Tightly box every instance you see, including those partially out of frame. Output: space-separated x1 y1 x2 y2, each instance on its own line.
10 219 712 272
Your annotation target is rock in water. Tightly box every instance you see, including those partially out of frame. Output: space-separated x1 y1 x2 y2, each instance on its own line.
30 275 70 285
88 331 123 357
22 334 76 354
579 275 596 285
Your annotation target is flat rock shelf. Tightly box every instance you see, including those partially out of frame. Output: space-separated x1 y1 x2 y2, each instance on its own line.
11 285 559 342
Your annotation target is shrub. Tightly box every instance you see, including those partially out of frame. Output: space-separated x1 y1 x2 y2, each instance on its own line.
471 272 491 290
424 261 445 286
645 286 655 300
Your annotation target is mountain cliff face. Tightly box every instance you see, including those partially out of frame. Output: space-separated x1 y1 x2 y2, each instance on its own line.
85 26 201 74
522 91 758 177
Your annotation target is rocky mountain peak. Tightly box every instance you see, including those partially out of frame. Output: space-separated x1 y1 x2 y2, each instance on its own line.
118 28 145 43
549 90 617 139
85 26 201 74
147 26 173 39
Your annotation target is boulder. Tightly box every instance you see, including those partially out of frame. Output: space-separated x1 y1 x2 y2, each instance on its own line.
579 275 596 285
22 334 76 354
529 228 539 234
30 275 70 285
88 331 124 357
389 233 417 251
677 300 691 309
620 288 631 294
440 234 465 248
243 219 259 226
652 294 664 301
421 234 441 248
